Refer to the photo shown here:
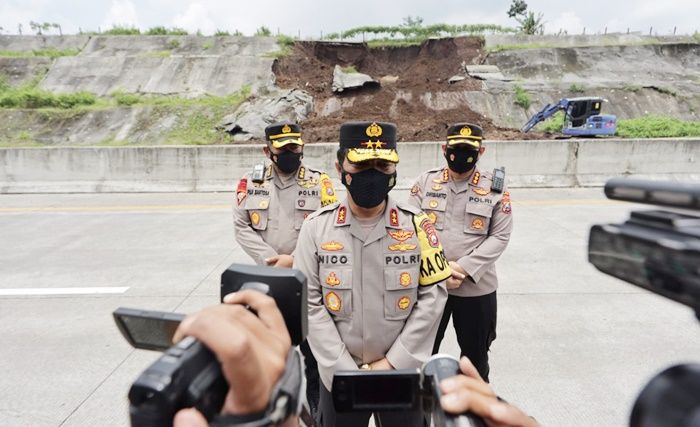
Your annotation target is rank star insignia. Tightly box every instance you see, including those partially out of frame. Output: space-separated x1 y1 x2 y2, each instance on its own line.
326 272 341 286
399 272 411 287
326 291 341 312
250 211 260 226
429 200 439 209
389 209 399 227
471 217 484 230
442 169 449 183
362 140 385 150
398 296 411 310
321 241 344 251
473 187 490 196
432 184 443 191
471 171 481 185
336 206 347 224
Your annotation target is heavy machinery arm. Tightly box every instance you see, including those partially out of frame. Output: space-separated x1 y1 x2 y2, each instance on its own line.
521 99 569 133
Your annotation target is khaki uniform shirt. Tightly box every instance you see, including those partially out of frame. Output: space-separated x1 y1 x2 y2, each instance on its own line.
408 167 513 297
294 196 450 390
233 164 337 265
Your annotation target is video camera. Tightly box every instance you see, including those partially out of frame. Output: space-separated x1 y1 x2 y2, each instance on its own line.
588 178 700 427
332 355 486 427
113 264 307 427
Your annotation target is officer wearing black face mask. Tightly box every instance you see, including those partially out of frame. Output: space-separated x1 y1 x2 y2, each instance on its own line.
232 121 337 417
408 123 514 382
293 121 451 427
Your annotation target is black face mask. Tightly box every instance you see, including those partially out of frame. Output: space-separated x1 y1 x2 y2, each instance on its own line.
342 168 396 209
271 150 302 174
445 147 479 174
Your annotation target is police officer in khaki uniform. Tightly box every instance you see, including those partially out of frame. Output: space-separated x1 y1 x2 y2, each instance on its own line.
233 121 337 266
408 123 513 382
294 121 452 427
232 121 336 417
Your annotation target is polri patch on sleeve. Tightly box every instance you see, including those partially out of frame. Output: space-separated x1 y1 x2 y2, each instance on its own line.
236 178 248 206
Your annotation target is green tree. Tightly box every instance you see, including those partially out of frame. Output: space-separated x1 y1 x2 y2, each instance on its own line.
402 16 424 28
507 0 544 35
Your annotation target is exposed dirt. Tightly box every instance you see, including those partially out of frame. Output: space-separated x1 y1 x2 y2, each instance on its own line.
273 37 552 142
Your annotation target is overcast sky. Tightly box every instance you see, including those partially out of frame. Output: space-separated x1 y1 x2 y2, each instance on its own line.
1 0 699 37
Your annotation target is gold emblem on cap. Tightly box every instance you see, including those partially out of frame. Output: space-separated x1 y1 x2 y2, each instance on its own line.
282 124 291 133
460 126 472 137
366 122 383 138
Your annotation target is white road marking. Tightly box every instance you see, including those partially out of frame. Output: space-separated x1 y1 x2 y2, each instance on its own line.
0 287 129 296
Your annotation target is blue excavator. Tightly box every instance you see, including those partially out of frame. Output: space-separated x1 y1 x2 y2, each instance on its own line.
521 97 617 136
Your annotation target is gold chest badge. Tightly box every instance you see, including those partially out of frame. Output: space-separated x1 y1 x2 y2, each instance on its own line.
250 211 261 226
321 241 344 251
399 272 411 287
388 230 417 252
326 291 341 312
326 272 341 286
429 200 439 209
470 218 484 230
427 212 438 224
398 296 411 310
473 187 490 196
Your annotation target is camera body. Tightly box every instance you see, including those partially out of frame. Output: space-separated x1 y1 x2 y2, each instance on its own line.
115 264 307 427
332 355 486 427
587 178 700 427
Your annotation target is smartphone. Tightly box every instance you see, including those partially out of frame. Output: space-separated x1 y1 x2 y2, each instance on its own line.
113 307 186 351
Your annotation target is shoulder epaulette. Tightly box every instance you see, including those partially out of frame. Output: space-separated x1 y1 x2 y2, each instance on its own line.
306 201 340 221
396 201 421 215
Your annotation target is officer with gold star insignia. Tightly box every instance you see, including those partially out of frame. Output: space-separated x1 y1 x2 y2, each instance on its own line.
293 121 450 427
232 121 336 416
408 123 513 382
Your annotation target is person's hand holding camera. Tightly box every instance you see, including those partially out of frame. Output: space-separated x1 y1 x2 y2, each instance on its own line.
440 356 539 427
172 290 292 426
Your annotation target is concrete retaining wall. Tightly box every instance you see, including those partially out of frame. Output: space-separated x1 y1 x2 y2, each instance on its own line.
0 139 697 193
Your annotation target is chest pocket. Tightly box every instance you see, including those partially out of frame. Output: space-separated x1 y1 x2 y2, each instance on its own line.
464 202 493 235
420 197 447 230
383 233 421 320
244 195 270 231
294 197 321 230
318 266 352 319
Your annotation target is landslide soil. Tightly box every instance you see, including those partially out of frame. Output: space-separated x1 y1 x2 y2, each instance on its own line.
273 37 551 142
